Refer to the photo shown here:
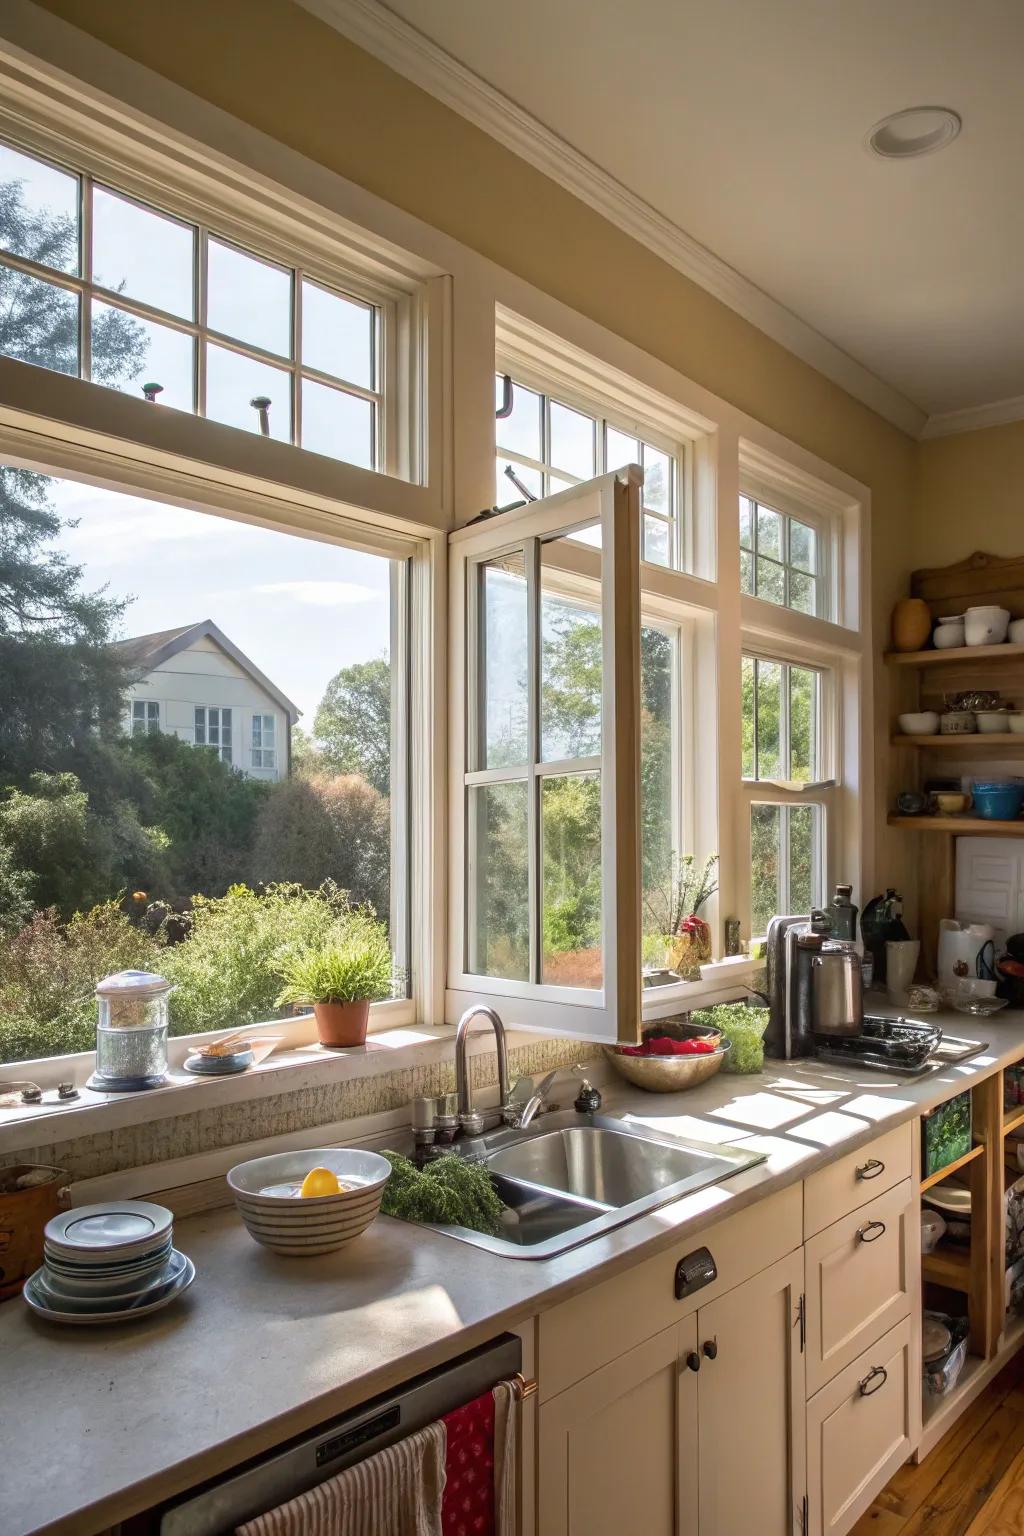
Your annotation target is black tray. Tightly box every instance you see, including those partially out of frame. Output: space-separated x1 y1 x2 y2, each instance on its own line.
813 1016 942 1075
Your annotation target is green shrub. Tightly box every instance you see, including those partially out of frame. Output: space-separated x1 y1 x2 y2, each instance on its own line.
248 771 389 918
0 841 32 936
275 909 394 1006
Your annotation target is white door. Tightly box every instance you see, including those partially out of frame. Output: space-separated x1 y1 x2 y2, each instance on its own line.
447 470 644 1043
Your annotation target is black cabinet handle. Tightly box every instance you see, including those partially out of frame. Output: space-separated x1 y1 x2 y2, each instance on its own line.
857 1219 886 1243
685 1351 701 1372
702 1337 718 1360
858 1365 887 1397
857 1158 885 1180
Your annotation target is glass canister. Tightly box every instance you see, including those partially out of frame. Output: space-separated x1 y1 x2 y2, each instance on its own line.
88 971 172 1092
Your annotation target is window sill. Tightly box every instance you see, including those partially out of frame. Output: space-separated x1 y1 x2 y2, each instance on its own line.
641 954 764 1021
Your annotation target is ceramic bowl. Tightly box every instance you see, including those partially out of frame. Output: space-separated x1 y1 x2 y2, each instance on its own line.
965 605 1011 646
1008 713 1024 734
932 792 970 815
972 781 1024 820
1010 619 1024 645
940 711 976 735
898 711 940 736
921 1209 946 1255
976 711 1012 733
933 616 965 650
227 1148 391 1255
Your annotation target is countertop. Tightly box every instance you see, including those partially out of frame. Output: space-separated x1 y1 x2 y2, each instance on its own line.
6 1004 1024 1536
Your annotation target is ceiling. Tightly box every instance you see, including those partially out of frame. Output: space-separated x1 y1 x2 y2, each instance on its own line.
310 0 1024 436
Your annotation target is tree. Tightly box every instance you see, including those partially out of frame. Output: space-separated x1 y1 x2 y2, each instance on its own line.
313 658 391 795
248 772 390 919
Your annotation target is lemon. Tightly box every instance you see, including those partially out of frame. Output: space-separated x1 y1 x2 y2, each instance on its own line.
299 1166 342 1198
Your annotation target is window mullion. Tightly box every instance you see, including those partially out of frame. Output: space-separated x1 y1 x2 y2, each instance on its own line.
526 535 542 986
293 265 303 449
80 174 92 383
196 225 208 417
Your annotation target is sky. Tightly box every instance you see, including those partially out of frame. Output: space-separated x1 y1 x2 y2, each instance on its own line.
49 476 392 724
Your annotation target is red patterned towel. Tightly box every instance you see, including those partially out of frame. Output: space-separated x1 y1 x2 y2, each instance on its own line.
441 1389 497 1536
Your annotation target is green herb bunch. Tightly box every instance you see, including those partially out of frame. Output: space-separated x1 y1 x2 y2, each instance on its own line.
379 1151 504 1235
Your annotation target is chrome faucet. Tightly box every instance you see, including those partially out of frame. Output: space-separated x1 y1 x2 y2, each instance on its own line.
455 1005 511 1135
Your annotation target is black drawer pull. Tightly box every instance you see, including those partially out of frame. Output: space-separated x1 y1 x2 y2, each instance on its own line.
685 1351 701 1373
857 1219 886 1243
702 1337 718 1361
857 1158 885 1181
858 1365 887 1397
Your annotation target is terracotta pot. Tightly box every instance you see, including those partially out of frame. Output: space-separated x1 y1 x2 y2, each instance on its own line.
313 999 370 1048
891 597 932 653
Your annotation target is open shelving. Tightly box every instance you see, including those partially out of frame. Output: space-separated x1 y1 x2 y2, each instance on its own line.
885 641 1024 668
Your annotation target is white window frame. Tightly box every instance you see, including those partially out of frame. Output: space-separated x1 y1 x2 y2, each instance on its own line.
194 705 233 765
250 711 277 771
130 698 160 736
740 491 830 620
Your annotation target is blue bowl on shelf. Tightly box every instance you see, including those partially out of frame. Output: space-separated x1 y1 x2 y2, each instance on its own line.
972 781 1024 820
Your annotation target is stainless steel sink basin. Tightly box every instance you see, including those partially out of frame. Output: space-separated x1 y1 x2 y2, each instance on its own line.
411 1110 764 1260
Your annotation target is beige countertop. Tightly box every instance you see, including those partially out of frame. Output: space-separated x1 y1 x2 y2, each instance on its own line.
6 1004 1024 1536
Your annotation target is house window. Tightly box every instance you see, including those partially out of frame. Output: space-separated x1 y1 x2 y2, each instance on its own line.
739 494 821 615
741 657 821 784
131 700 160 736
494 374 682 568
195 706 232 765
251 713 277 770
0 141 382 469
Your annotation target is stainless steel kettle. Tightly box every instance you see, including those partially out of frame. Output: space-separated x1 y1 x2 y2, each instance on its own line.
811 945 863 1037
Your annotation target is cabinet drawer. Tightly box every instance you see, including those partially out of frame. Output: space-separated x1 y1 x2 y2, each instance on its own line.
805 1179 916 1395
803 1123 912 1238
806 1316 913 1536
538 1183 801 1400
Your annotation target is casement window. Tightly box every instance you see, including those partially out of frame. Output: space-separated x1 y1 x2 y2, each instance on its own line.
740 493 824 617
0 140 383 469
251 713 277 771
195 706 232 766
131 700 160 736
494 373 683 569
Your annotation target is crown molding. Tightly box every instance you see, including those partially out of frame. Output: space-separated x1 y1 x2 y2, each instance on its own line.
921 394 1024 440
298 0 927 440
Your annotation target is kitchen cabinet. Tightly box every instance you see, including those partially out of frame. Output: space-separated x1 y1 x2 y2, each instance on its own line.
537 1251 805 1536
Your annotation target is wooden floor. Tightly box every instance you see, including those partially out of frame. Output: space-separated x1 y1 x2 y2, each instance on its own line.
852 1350 1024 1535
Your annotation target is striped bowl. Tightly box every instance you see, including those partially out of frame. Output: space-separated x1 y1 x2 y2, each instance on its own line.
227 1148 391 1256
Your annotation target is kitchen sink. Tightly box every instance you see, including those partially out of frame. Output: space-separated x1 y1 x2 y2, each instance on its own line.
410 1110 765 1260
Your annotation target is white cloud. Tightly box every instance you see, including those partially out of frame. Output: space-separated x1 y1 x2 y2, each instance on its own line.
253 580 379 607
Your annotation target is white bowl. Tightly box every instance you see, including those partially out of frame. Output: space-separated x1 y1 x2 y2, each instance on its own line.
1010 619 1024 645
965 605 1011 646
1009 713 1024 735
933 616 965 650
898 711 940 735
227 1148 391 1256
976 711 1011 733
921 1209 946 1254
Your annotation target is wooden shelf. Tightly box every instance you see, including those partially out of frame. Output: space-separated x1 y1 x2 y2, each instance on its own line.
922 1245 972 1292
921 1144 985 1192
1005 1107 1024 1137
891 734 1024 750
886 642 1024 667
888 814 1024 836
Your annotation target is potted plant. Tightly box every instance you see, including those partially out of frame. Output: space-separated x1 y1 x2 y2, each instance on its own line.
644 853 719 981
275 912 394 1049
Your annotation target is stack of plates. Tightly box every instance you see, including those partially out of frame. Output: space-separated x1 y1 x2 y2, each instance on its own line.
23 1200 194 1325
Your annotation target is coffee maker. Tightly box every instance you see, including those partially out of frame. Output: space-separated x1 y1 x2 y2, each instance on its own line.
764 910 863 1058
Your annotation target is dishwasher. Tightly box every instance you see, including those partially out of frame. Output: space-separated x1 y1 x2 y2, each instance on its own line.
155 1333 525 1535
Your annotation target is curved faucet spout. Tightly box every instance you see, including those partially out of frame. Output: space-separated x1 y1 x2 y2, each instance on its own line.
455 1005 510 1134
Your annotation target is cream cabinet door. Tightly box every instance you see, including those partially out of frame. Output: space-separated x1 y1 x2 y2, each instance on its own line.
537 1316 698 1536
695 1249 807 1536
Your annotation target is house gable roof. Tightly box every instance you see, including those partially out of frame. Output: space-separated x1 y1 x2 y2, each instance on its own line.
112 620 301 722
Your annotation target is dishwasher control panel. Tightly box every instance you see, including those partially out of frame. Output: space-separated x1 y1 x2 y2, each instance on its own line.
674 1246 717 1300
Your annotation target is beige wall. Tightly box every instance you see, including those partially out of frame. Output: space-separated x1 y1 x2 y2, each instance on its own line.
32 0 919 903
916 422 1024 568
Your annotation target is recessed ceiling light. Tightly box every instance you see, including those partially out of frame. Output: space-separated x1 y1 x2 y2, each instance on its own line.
867 106 962 159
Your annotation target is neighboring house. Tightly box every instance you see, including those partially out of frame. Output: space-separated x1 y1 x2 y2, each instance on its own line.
113 620 300 782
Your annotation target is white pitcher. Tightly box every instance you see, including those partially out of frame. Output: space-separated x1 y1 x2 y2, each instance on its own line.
937 919 996 984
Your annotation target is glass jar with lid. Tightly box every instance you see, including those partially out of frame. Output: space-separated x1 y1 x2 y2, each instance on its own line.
88 971 173 1092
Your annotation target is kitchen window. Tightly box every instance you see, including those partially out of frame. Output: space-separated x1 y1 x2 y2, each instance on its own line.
251 713 277 771
195 706 232 765
131 700 160 736
740 494 823 616
0 140 383 470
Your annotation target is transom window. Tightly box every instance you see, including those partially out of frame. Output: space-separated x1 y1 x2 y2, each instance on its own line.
740 494 821 615
0 141 381 469
195 706 232 765
251 713 276 770
131 700 160 736
494 374 681 568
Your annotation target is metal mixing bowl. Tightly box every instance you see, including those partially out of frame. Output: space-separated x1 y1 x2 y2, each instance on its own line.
604 1029 731 1093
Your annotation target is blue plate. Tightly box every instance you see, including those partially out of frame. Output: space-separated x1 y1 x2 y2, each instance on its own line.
183 1047 254 1075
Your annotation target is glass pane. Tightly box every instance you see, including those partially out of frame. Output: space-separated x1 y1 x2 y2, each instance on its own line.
605 425 639 471
495 375 541 461
642 444 672 516
756 556 785 606
207 238 291 357
739 495 754 549
194 707 205 745
541 530 602 761
789 518 816 573
542 770 602 988
757 504 783 559
788 804 819 916
755 660 782 779
640 625 675 948
480 552 529 769
750 804 782 936
301 378 374 468
301 280 373 389
643 514 670 566
469 780 529 981
91 300 194 408
741 656 755 778
92 188 194 320
790 570 817 616
789 666 818 782
495 457 542 506
0 269 78 374
549 400 595 479
740 548 754 594
206 344 291 440
0 144 79 275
